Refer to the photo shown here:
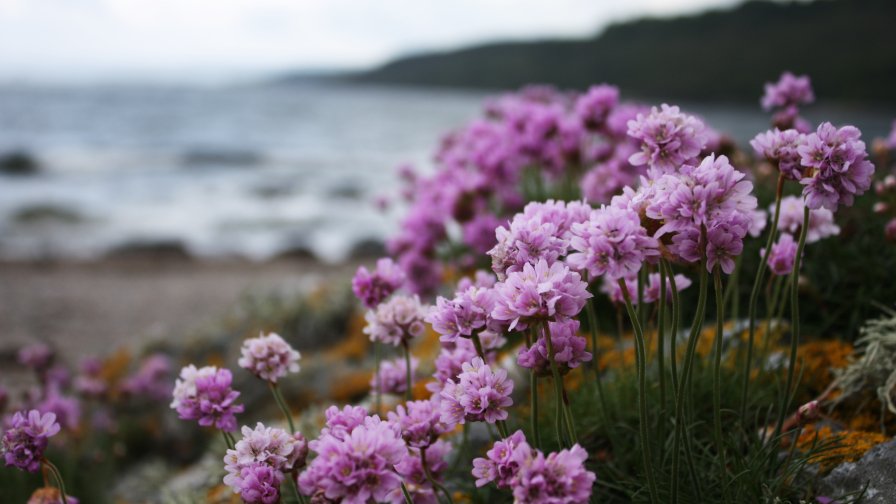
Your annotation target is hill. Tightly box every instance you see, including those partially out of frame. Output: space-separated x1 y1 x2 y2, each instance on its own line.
338 0 896 103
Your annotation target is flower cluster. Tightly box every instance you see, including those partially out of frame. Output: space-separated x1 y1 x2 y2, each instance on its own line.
773 196 840 243
492 259 591 331
761 72 814 131
363 294 428 346
352 257 406 309
440 357 513 424
2 410 60 472
567 204 659 280
627 104 709 174
427 285 498 343
473 431 595 503
387 399 451 449
371 356 418 395
121 353 173 400
797 122 874 211
238 332 301 383
393 439 452 503
223 423 307 502
170 365 243 432
751 128 806 180
517 319 592 376
18 343 54 372
299 416 407 503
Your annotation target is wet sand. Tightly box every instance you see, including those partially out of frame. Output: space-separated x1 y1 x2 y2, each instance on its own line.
0 257 357 361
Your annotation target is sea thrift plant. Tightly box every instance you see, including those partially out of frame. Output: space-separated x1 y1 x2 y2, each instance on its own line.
170 365 243 432
371 356 418 395
238 332 301 383
510 444 596 504
797 122 875 211
427 285 498 343
299 416 407 503
363 294 428 346
517 319 592 376
567 204 659 279
491 259 591 331
392 440 452 503
627 103 709 174
223 422 307 501
440 357 513 425
387 399 451 448
352 257 406 308
472 430 531 488
2 410 61 472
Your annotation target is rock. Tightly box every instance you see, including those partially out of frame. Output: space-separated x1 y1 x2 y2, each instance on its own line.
106 240 192 262
817 437 896 503
0 150 39 175
12 204 83 224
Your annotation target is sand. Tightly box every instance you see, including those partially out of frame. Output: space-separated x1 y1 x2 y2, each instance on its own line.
0 257 357 362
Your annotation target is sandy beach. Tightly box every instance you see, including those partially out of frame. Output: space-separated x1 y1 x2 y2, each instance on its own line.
0 256 357 362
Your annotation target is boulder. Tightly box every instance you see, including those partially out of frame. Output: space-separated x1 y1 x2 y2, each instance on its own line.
817 437 896 503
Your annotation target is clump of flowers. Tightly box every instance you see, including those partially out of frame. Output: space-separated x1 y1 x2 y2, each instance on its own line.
238 332 301 383
299 416 407 503
387 399 451 448
2 410 61 472
763 233 799 276
761 71 814 131
751 128 806 180
472 429 531 488
393 439 452 503
371 356 418 395
797 122 874 211
352 257 406 308
567 204 659 279
18 343 54 373
363 294 428 347
518 319 592 376
772 196 840 243
440 357 513 424
627 104 709 174
170 365 243 432
427 285 498 343
492 259 591 331
223 422 307 502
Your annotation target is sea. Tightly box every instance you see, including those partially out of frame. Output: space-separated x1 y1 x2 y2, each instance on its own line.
0 82 892 263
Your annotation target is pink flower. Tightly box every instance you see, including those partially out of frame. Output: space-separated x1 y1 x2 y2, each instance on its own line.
517 319 592 377
2 409 61 472
363 294 428 347
510 444 596 504
761 72 814 111
575 84 619 131
238 332 300 383
472 430 532 488
439 357 513 425
170 365 243 432
567 205 659 279
492 259 591 331
627 104 708 174
352 258 406 309
427 286 498 343
797 122 874 212
763 233 799 276
371 356 418 396
387 399 451 449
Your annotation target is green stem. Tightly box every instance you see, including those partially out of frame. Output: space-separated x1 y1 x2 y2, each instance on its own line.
400 482 414 504
290 476 307 504
637 267 647 329
43 459 68 504
742 175 784 422
543 321 577 447
269 382 297 433
496 419 510 439
664 260 681 396
657 263 668 444
773 205 810 441
526 329 542 450
222 430 235 450
471 332 486 361
712 267 730 500
374 341 382 415
670 263 709 504
619 278 659 504
403 341 413 402
422 447 455 504
584 282 611 433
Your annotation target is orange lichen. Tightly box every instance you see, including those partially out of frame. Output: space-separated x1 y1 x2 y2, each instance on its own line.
796 424 889 472
329 369 374 403
795 340 853 395
323 313 370 362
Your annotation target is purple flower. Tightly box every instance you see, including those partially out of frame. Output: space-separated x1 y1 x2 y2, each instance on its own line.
797 122 875 211
392 440 452 504
34 390 80 431
352 258 406 309
627 104 709 173
575 84 619 130
18 343 54 372
763 233 799 276
363 294 428 347
643 272 692 304
427 286 498 343
121 353 172 401
238 332 301 383
517 319 592 377
439 357 514 425
510 444 596 504
223 422 307 500
26 488 80 504
492 259 591 331
887 120 896 150
705 221 745 274
2 410 60 472
761 72 814 112
600 274 638 305
228 462 283 504
462 212 503 255
489 210 568 280
298 417 407 504
427 340 479 394
170 365 243 432
387 399 451 448
472 430 532 488
772 196 840 243
580 152 641 205
456 270 497 291
750 128 806 180
371 356 418 396
567 205 659 279
320 405 368 441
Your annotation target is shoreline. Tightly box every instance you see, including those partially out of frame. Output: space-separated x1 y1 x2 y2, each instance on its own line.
0 255 360 363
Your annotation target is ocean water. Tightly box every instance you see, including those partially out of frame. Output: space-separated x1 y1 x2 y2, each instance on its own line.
0 83 892 263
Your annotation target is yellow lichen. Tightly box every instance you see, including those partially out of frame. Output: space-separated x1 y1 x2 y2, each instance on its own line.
796 424 889 472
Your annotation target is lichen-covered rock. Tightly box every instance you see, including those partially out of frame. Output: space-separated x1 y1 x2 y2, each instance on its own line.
817 437 896 503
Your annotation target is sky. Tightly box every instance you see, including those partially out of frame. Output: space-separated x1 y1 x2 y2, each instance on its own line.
0 0 748 84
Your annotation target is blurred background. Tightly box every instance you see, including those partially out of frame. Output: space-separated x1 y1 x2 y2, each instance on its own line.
1 0 894 358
